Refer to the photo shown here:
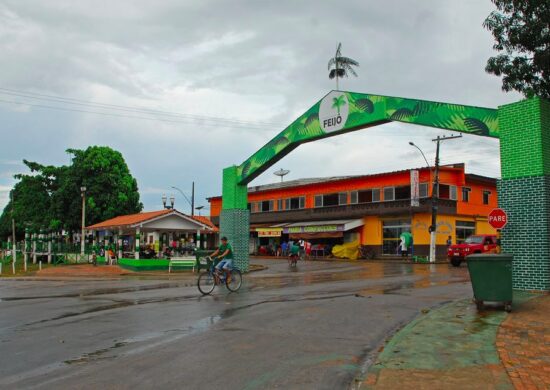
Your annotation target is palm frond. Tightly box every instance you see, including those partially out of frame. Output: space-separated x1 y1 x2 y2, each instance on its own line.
327 57 336 70
337 56 359 66
464 118 490 136
355 98 374 113
390 108 414 121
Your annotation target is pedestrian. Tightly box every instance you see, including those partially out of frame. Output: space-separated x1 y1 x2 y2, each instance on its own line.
281 241 288 257
400 236 408 258
298 239 305 259
446 235 452 247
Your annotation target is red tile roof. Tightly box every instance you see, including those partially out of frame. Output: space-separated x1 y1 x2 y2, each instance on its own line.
87 210 172 230
192 216 219 232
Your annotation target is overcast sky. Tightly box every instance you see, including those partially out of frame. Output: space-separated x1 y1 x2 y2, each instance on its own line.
0 0 522 215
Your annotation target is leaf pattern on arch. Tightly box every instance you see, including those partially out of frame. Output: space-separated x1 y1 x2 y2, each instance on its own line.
304 113 319 130
355 98 374 113
413 101 440 116
464 117 490 136
266 136 290 150
390 108 414 121
241 161 252 177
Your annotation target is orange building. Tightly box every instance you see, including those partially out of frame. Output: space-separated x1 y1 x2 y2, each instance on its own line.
208 164 498 258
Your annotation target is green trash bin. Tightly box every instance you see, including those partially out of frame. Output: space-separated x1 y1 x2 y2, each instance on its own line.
467 253 513 312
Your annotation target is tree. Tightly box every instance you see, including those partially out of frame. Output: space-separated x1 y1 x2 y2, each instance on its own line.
483 0 550 99
0 146 143 239
328 43 359 90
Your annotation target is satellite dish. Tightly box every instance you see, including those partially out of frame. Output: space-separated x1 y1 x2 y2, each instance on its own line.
274 168 290 182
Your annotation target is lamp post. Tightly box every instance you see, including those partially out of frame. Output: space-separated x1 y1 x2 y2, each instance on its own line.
171 184 195 215
162 194 175 209
80 186 86 256
195 205 204 216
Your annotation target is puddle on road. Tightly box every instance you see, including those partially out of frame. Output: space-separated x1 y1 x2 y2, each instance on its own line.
63 315 222 365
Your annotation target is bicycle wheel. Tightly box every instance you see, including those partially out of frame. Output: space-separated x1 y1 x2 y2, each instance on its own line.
226 269 242 292
197 271 216 295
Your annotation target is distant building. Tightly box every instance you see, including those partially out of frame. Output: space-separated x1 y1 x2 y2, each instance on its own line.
208 164 498 258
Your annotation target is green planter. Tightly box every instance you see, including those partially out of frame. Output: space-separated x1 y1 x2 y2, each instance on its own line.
467 253 513 312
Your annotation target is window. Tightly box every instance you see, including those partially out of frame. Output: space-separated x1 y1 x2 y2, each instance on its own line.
419 183 429 198
483 190 491 205
338 192 348 205
314 195 323 208
383 187 395 201
284 196 305 210
322 193 339 207
260 200 273 212
382 219 411 255
277 199 283 211
462 187 471 202
357 189 381 203
456 221 475 243
350 191 358 204
450 185 457 200
250 202 259 213
395 185 411 200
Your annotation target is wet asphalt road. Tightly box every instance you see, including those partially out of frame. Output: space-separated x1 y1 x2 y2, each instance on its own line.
0 259 472 390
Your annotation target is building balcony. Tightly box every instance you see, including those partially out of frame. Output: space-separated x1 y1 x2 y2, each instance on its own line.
211 198 457 226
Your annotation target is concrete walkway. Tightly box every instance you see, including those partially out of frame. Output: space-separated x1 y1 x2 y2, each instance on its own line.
361 292 549 390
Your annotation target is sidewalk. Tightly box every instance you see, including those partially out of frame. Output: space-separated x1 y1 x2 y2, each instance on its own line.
360 292 549 390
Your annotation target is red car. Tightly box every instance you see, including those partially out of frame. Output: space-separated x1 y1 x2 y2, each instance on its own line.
447 234 498 267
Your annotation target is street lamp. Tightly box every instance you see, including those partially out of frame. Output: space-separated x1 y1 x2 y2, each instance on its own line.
162 194 175 209
80 186 86 256
171 184 195 215
195 205 204 216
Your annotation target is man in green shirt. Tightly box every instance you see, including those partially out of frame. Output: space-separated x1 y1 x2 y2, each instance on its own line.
211 236 234 277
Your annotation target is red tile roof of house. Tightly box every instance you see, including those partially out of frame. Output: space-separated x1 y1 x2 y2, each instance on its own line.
87 210 172 230
192 216 219 232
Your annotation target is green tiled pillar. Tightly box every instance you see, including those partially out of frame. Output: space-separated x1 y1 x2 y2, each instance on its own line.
498 97 550 291
220 166 250 272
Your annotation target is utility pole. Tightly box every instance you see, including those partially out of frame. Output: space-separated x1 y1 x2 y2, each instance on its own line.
191 181 195 217
11 191 16 272
81 187 86 257
429 134 462 263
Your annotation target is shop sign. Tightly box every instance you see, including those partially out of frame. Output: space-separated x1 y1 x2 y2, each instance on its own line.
284 225 343 234
411 170 420 207
257 228 282 237
319 91 349 134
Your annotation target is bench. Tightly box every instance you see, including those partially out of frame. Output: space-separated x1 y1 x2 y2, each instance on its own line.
168 257 197 273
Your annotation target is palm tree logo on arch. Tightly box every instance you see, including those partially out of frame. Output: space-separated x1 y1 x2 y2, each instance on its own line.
319 91 349 134
332 95 346 115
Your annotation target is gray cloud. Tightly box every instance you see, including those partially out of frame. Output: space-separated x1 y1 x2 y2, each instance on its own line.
0 0 519 213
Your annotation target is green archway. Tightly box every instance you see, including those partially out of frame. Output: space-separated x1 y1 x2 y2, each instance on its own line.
221 91 549 291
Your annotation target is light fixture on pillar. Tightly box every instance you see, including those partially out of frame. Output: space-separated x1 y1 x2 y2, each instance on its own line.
162 194 167 209
170 195 175 209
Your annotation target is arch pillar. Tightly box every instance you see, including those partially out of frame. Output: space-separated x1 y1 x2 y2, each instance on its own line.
220 166 249 271
498 97 550 291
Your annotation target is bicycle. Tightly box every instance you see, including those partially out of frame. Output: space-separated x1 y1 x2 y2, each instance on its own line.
197 256 242 295
288 253 298 268
359 246 376 260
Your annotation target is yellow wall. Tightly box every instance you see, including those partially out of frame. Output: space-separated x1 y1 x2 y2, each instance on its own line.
475 217 497 235
360 213 495 246
361 216 382 245
411 213 457 245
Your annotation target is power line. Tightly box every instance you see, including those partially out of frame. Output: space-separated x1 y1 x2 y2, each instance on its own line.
0 87 284 128
0 98 282 132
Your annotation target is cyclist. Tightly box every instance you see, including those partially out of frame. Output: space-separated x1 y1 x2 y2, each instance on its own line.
210 236 234 281
289 242 300 266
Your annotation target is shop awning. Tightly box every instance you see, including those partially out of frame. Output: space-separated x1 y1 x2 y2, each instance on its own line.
278 219 364 234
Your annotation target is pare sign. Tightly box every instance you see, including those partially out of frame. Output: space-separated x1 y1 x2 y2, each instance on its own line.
488 208 508 229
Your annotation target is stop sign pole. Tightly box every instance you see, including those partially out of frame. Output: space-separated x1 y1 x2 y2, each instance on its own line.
489 208 508 253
